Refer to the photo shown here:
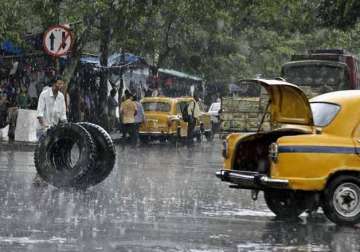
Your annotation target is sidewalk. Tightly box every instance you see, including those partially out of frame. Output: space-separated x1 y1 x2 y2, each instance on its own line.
0 132 124 151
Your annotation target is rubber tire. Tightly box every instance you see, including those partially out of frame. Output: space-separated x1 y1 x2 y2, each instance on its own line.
34 123 97 188
322 175 360 226
77 122 116 187
264 190 307 219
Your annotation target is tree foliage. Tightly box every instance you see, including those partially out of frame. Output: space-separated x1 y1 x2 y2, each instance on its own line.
318 0 360 30
2 0 360 96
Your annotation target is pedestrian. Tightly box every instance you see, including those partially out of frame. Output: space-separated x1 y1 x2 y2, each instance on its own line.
0 90 8 129
107 88 118 132
119 89 130 137
133 95 145 145
36 76 67 138
17 86 30 109
5 78 18 142
34 76 67 186
28 71 39 109
119 91 137 145
187 94 201 145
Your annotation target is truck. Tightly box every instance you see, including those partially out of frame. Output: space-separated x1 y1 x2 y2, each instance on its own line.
219 48 360 134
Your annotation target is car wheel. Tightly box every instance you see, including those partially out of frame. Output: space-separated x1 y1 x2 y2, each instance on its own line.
264 190 307 219
168 135 177 144
196 133 202 143
139 135 149 144
77 122 116 187
205 131 214 142
322 175 360 226
34 123 97 188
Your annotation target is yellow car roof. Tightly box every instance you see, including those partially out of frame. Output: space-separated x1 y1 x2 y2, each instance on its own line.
311 90 360 137
141 96 173 103
311 90 360 105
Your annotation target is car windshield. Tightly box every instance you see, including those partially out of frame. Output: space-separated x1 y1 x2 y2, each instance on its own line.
142 102 171 112
209 103 220 112
310 102 340 127
282 64 350 90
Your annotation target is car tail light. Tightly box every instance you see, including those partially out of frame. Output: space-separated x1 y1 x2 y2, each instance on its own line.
269 142 278 163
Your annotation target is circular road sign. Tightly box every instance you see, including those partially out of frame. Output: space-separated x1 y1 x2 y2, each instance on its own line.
43 25 74 57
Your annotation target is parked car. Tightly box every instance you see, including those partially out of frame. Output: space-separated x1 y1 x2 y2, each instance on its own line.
216 78 360 225
208 102 221 133
208 102 221 123
139 96 213 143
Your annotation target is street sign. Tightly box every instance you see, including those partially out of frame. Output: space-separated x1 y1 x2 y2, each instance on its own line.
43 25 73 57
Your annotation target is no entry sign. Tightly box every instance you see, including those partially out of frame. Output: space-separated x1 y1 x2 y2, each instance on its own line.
43 25 74 57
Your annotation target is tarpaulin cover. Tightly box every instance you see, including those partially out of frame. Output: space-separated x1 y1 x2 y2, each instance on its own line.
1 40 23 55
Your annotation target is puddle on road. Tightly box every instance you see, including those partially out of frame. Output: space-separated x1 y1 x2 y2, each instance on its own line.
202 208 275 217
236 243 331 252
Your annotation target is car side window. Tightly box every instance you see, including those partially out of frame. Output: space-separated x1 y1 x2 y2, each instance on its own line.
176 101 188 114
310 102 340 127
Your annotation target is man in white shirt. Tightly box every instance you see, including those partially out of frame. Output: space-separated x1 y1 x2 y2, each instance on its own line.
36 76 67 139
34 76 67 186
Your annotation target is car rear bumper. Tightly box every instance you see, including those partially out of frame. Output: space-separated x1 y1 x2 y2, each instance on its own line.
216 170 289 190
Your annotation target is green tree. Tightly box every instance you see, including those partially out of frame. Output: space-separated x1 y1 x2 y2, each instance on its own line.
318 0 360 29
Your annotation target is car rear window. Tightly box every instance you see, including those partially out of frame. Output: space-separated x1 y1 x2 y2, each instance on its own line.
311 102 340 127
142 102 171 112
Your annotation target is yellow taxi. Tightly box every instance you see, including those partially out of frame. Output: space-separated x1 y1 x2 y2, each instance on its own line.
139 96 213 143
216 78 360 225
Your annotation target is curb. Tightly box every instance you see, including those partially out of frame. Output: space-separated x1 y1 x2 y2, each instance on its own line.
0 141 37 152
0 136 123 152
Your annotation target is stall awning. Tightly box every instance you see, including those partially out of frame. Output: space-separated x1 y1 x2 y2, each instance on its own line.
158 68 202 81
80 53 147 67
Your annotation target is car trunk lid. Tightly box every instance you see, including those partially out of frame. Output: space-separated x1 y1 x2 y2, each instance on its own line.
243 79 314 127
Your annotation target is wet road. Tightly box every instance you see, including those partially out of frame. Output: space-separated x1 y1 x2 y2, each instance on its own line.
0 139 360 251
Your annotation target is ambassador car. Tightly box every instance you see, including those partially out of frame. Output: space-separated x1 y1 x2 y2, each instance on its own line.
139 96 213 143
216 78 360 225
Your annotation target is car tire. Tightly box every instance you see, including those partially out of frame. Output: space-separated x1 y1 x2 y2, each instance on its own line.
196 133 202 143
168 135 177 144
139 135 149 144
322 175 360 226
264 190 307 219
76 122 116 187
205 131 214 142
34 123 97 188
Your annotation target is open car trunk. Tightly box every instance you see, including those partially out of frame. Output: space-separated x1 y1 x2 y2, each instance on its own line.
232 79 315 174
233 129 310 175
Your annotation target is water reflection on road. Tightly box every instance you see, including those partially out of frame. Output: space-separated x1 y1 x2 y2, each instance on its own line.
0 139 359 251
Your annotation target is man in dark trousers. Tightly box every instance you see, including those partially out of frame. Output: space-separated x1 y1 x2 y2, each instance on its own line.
119 91 137 145
187 94 201 145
